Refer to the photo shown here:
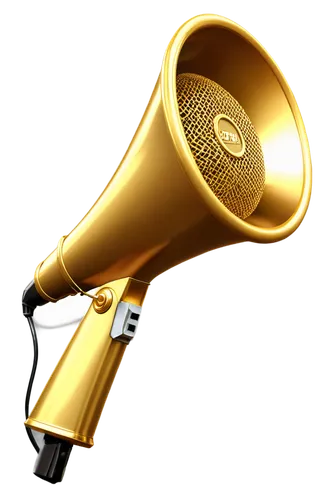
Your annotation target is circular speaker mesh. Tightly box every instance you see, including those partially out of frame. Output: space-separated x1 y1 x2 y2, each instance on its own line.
176 73 265 219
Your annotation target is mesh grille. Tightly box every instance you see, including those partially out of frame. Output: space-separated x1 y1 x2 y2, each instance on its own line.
176 73 265 219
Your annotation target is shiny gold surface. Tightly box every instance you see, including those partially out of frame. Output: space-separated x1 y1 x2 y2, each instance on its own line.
33 14 311 304
25 278 149 447
164 15 311 235
34 262 57 303
93 287 113 313
57 235 99 300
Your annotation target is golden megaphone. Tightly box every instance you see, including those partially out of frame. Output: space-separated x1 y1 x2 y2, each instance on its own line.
23 14 311 483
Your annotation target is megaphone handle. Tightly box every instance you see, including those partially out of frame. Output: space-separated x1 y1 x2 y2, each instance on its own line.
25 277 149 448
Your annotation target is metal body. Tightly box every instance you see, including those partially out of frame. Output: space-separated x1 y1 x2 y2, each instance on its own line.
25 14 312 462
25 278 148 447
33 14 311 304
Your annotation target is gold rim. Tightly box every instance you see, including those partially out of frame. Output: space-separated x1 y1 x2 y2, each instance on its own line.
25 418 94 448
161 14 312 243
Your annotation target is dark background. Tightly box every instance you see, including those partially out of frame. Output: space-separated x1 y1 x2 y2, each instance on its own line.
10 2 323 497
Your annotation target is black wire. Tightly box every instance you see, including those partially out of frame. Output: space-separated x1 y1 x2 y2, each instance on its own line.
21 303 40 453
20 295 74 484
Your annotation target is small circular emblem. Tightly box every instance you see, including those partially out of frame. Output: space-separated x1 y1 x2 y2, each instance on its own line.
93 287 113 314
213 114 245 157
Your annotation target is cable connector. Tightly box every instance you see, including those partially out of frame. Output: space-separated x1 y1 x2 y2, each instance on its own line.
110 301 142 344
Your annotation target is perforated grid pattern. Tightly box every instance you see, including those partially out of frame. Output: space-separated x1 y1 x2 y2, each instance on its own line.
176 73 265 219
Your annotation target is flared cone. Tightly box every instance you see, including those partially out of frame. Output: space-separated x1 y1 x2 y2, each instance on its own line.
34 14 311 304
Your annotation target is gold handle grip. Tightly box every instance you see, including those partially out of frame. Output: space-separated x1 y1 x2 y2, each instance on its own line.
25 277 148 447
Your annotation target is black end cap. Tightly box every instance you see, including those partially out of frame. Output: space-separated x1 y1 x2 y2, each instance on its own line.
21 278 47 316
33 434 73 484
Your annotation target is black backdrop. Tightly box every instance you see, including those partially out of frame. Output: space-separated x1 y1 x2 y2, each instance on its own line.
11 2 321 496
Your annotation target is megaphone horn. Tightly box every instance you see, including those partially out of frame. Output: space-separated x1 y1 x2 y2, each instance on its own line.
22 14 311 483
